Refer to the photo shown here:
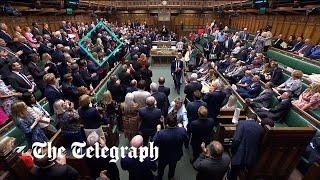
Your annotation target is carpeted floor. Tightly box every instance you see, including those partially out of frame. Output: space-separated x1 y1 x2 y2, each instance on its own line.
116 63 197 180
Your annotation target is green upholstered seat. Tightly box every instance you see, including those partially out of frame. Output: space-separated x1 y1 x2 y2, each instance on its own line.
267 49 320 75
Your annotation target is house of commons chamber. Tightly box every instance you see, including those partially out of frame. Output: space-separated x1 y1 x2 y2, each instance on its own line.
0 0 320 180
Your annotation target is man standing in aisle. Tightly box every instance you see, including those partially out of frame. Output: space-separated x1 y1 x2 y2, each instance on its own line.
171 53 184 95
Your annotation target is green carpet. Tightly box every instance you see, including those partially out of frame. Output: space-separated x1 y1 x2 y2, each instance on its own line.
116 63 196 180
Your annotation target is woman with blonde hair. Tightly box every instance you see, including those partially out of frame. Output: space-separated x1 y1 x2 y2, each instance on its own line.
12 101 48 148
120 93 139 140
276 70 303 97
98 90 118 125
293 83 320 111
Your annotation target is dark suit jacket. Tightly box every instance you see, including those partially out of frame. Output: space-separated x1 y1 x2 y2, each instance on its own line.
270 67 284 86
251 89 274 108
121 156 157 180
224 39 234 52
273 39 284 49
79 68 92 87
38 42 53 56
78 106 102 129
42 28 52 36
72 71 88 88
30 163 79 180
153 127 189 163
186 100 207 123
184 82 202 102
44 85 64 114
158 85 170 97
267 99 292 121
138 107 162 136
16 42 35 65
0 30 15 50
107 82 125 103
203 91 226 119
31 27 41 37
193 153 230 180
231 120 263 166
152 91 169 116
8 72 33 93
190 118 214 146
171 60 184 75
62 82 79 108
290 41 304 52
27 62 46 90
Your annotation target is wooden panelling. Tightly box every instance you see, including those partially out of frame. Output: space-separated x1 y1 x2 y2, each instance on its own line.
230 14 320 44
0 14 91 34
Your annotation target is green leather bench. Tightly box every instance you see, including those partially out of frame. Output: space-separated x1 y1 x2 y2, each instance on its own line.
267 49 320 75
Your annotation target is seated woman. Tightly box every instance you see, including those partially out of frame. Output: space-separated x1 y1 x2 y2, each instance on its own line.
293 83 320 111
120 93 139 141
78 94 105 140
22 92 57 138
12 101 48 148
276 70 303 97
98 90 118 125
54 99 82 147
168 97 188 129
0 77 22 125
23 26 38 48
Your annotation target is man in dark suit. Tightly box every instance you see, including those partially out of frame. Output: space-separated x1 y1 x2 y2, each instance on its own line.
79 60 94 88
71 63 88 88
247 82 274 109
288 36 304 52
121 135 157 180
273 34 284 49
8 61 35 93
31 22 41 36
237 75 261 99
27 54 48 92
190 106 214 161
256 91 292 123
36 36 53 56
268 61 284 86
171 54 184 94
126 79 138 93
203 40 210 60
150 82 169 117
184 73 202 102
118 65 133 89
138 96 162 146
224 34 234 54
203 82 226 121
52 44 68 77
153 114 189 180
228 112 263 180
186 90 207 126
0 23 15 51
158 76 170 97
239 28 249 43
61 73 80 109
43 73 64 114
16 36 36 65
295 38 314 57
108 75 126 103
193 141 230 180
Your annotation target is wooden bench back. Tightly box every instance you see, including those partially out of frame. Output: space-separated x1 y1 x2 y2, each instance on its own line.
248 125 316 180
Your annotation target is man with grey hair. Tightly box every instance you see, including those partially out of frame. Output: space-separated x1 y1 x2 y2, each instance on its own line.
126 79 138 93
184 73 202 102
121 135 157 180
151 82 169 116
138 96 162 145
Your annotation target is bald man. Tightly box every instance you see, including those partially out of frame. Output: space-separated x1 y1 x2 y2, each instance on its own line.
121 135 157 180
138 96 162 145
193 141 230 180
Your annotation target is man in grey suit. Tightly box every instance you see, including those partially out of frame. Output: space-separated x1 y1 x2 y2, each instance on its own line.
246 82 274 109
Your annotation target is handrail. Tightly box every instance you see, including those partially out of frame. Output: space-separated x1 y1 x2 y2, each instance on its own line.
269 47 320 67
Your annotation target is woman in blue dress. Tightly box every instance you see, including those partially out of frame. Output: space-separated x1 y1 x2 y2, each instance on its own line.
11 101 48 148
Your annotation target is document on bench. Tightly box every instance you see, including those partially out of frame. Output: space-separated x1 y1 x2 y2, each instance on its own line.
232 108 241 124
